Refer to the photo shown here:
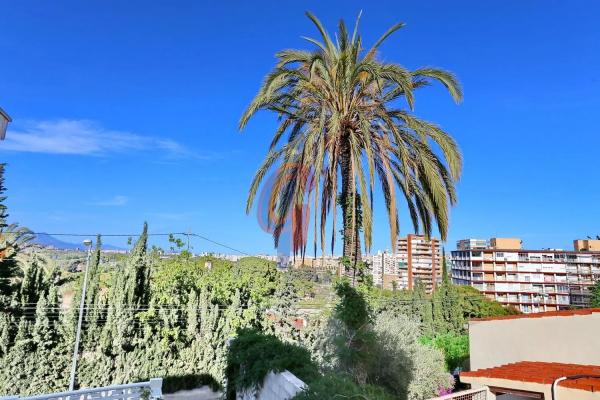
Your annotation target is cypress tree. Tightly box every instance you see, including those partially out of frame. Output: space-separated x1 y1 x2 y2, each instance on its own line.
0 313 14 357
0 164 32 307
20 255 46 309
32 291 54 349
412 280 434 336
83 235 103 347
85 235 102 310
128 222 150 308
102 223 149 353
271 272 300 341
431 286 447 335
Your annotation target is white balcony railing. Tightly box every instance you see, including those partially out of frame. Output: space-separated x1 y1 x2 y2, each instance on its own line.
1 379 163 400
428 387 488 400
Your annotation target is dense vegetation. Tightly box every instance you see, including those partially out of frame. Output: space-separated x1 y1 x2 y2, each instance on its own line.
0 224 284 395
0 165 520 399
0 229 518 399
591 279 600 307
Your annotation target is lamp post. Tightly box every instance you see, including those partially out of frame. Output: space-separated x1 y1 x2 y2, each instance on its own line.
68 239 93 391
0 107 12 140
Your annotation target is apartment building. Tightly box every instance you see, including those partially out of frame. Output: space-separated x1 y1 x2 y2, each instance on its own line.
372 234 443 292
452 238 600 313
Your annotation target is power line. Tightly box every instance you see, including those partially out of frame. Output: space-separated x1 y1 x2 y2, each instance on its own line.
5 230 252 256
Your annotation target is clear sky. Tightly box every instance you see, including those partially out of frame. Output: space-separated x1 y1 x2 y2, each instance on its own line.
1 1 599 254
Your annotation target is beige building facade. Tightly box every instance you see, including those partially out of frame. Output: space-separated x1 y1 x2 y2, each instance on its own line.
291 256 340 273
452 238 600 313
574 239 600 252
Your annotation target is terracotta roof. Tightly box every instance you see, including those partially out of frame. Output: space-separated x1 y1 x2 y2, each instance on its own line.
472 307 600 322
461 361 600 392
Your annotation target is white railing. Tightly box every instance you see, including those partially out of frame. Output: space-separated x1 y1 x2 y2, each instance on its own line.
1 379 162 400
428 387 488 400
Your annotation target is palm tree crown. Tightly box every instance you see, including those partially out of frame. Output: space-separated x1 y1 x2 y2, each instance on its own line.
240 12 462 260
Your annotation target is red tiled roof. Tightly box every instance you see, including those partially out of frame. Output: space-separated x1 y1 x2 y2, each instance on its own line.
461 361 600 392
472 307 600 322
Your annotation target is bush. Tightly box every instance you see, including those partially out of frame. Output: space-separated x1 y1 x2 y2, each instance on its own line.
225 328 319 399
420 333 469 372
371 312 454 400
292 373 395 400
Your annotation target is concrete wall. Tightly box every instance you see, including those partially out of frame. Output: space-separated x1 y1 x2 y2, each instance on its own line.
574 239 600 251
469 312 600 370
489 238 522 250
237 371 306 400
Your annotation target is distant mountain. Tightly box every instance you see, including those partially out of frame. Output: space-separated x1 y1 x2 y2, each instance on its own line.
32 233 124 251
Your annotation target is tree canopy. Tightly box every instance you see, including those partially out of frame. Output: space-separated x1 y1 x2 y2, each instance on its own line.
241 12 462 261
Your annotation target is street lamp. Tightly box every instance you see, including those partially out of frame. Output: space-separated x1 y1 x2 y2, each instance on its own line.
68 239 93 391
0 107 12 140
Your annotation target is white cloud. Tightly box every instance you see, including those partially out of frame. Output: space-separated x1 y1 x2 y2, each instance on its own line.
90 195 129 207
1 119 194 157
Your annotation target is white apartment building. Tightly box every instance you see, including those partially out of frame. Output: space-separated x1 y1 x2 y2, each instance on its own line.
452 238 600 313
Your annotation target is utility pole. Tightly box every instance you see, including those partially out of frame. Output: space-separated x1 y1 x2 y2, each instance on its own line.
68 239 93 391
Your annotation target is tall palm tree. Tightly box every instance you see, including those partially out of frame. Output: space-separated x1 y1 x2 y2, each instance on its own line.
240 12 462 263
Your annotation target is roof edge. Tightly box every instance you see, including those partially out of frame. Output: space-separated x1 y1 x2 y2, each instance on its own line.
471 307 600 322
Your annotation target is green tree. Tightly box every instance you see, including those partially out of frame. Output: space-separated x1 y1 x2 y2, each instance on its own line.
432 256 463 335
20 255 46 309
590 279 600 307
271 272 300 341
0 164 32 306
83 235 103 347
226 328 319 400
332 280 375 384
411 280 433 336
372 312 453 400
420 333 469 373
456 285 520 319
101 223 150 353
241 12 462 263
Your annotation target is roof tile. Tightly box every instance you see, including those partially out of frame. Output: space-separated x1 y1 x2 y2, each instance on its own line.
472 307 600 322
461 361 600 392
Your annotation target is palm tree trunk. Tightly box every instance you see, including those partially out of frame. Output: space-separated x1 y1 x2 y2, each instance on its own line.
340 141 362 267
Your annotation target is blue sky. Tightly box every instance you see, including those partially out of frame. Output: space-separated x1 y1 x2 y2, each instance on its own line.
1 1 599 254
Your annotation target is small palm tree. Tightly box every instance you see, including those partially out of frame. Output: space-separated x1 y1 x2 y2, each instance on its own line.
241 12 462 262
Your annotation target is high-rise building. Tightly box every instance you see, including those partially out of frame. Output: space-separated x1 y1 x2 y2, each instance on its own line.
371 234 443 292
451 238 600 313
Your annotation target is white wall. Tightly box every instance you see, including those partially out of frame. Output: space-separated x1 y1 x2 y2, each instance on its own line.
237 370 306 400
469 312 600 370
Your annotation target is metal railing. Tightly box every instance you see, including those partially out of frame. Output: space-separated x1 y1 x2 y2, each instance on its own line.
428 387 488 400
0 379 163 400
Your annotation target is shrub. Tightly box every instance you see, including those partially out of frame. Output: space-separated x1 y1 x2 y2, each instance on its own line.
420 333 469 372
225 328 319 399
292 373 395 400
371 312 454 400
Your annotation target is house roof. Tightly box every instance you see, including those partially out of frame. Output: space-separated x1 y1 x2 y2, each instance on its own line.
472 307 600 322
0 107 11 122
461 361 600 392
